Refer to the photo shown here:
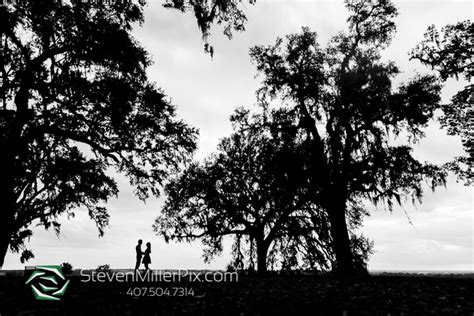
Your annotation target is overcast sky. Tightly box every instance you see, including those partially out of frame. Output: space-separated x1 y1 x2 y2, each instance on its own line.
4 0 473 271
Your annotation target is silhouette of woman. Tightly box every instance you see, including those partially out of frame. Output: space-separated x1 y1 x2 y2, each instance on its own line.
143 242 151 270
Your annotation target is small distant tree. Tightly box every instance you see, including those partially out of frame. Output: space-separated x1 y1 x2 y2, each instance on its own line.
155 107 372 273
95 264 111 273
61 262 73 275
249 0 447 275
411 20 473 184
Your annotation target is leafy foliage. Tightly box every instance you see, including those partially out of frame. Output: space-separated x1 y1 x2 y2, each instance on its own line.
0 0 197 265
411 20 473 184
411 21 473 81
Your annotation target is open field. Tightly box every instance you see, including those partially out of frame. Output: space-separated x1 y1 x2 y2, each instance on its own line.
0 271 473 315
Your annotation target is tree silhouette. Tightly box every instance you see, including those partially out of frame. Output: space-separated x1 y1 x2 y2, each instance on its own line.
0 0 198 267
411 20 473 185
155 107 373 273
249 0 447 275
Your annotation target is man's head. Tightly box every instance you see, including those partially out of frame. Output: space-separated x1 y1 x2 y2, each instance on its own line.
138 239 142 244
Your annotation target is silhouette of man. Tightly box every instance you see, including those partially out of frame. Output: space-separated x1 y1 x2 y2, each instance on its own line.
135 239 143 270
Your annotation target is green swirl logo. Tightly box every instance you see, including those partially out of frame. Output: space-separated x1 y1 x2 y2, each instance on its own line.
25 265 70 301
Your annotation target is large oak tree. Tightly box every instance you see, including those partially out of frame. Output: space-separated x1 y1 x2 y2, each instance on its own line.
249 0 447 275
0 0 201 267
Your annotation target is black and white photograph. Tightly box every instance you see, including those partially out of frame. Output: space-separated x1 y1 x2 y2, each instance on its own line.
0 0 472 314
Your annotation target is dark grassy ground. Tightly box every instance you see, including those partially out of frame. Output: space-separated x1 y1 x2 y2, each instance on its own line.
0 271 473 315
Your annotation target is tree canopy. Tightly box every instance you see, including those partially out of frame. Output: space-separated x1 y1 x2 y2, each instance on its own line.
249 0 447 275
155 106 372 273
0 0 197 266
411 20 473 184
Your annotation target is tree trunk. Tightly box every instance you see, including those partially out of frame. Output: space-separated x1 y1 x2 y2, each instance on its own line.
255 228 269 274
0 198 14 268
256 245 268 274
0 234 9 269
328 201 354 276
0 158 17 269
0 201 15 269
0 92 31 268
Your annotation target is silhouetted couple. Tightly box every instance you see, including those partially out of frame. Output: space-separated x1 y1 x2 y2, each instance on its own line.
135 239 152 271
